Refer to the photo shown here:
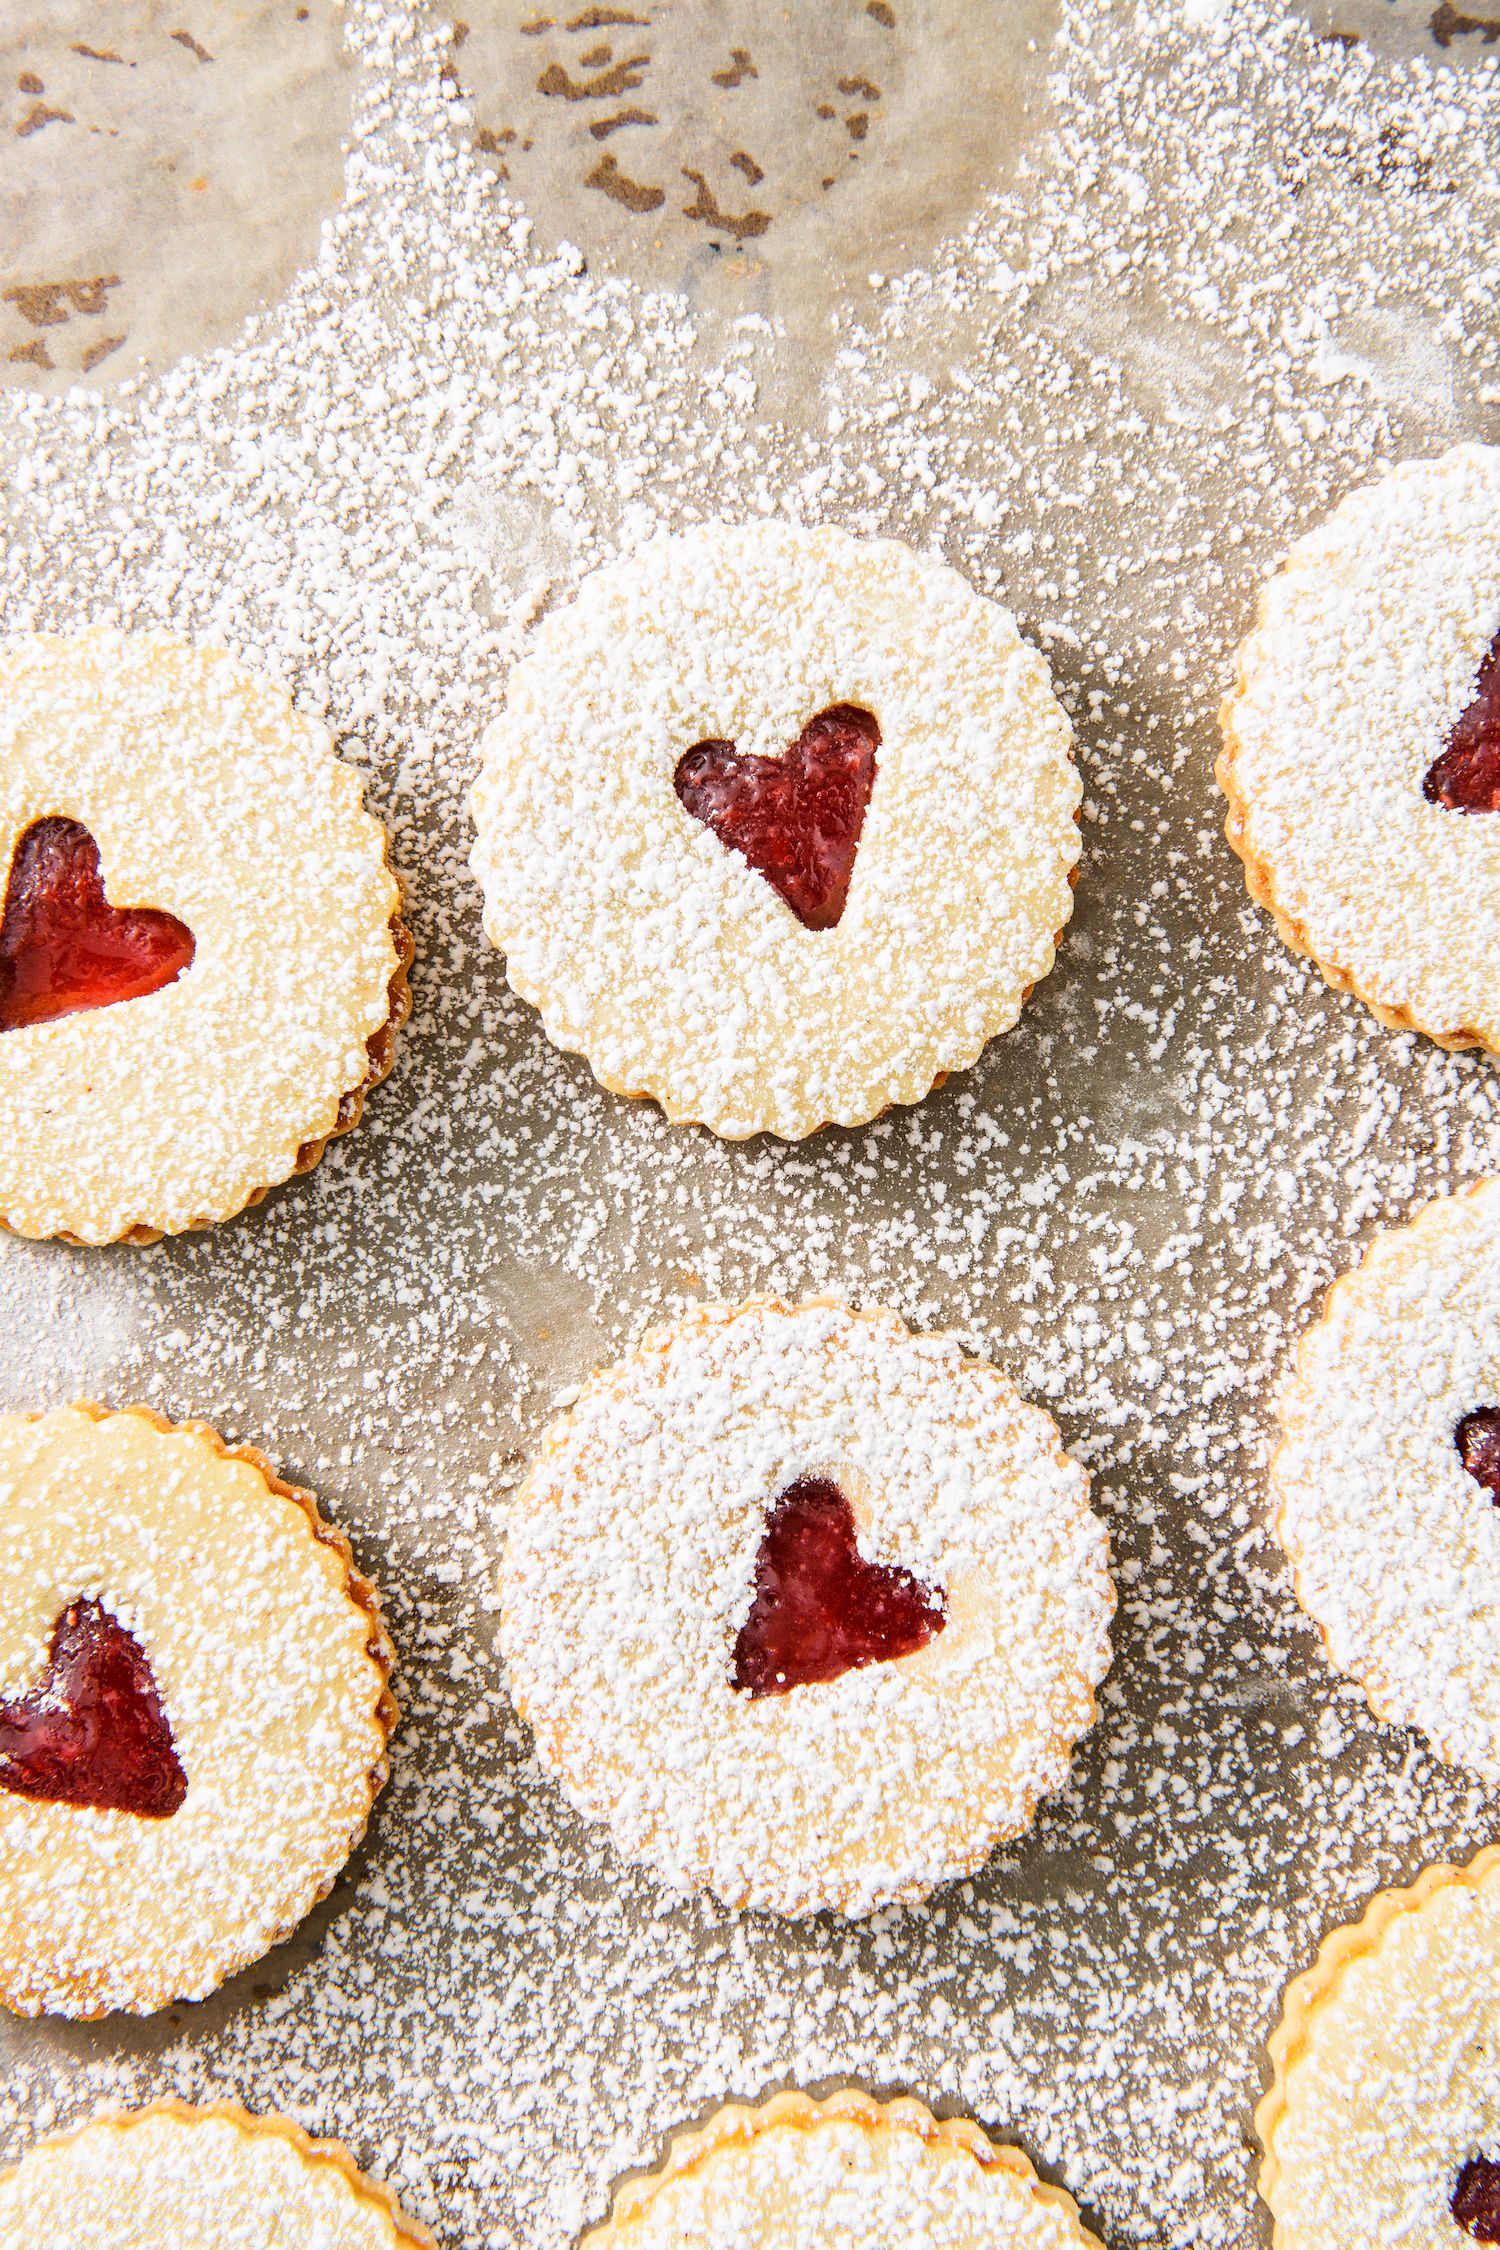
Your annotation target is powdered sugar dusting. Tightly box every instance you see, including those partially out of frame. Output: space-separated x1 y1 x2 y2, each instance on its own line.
470 521 1079 1137
0 0 1495 2244
1221 446 1500 1047
1274 1181 1500 1780
502 1300 1111 1917
0 1407 393 2018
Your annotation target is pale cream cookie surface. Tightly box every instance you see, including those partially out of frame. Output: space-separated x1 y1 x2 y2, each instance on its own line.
1272 1180 1500 1779
583 2089 1103 2250
0 2101 431 2247
1259 1847 1500 2250
0 1404 396 2016
1219 444 1500 1051
469 519 1081 1139
500 1298 1113 1917
0 628 410 1243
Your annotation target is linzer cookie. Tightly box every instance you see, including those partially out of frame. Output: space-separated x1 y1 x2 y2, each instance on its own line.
0 628 411 1243
1273 1180 1500 1779
0 1404 396 2017
1219 444 1500 1051
1259 1846 1500 2250
0 2101 432 2246
583 2090 1103 2250
500 1299 1113 1917
469 520 1081 1139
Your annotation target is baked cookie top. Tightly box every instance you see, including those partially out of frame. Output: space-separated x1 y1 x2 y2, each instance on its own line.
0 2102 430 2247
1273 1179 1500 1779
584 2089 1103 2250
1259 1846 1500 2250
0 628 407 1242
470 519 1080 1138
0 1404 395 2016
1219 444 1500 1051
500 1299 1113 1917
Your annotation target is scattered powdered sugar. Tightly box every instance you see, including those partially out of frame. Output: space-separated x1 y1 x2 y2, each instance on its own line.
0 0 1495 2245
501 1301 1110 1917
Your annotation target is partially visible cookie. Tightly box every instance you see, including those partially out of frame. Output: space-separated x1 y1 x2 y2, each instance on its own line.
583 2089 1103 2250
1272 1180 1500 1778
500 1298 1113 1917
1218 444 1500 1051
0 2101 431 2247
470 519 1080 1139
0 628 411 1243
1258 1846 1500 2250
0 1403 396 2017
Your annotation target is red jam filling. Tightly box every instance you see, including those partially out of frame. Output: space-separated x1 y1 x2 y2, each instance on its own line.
0 1598 187 1818
0 816 196 1034
1458 1409 1500 1505
674 703 880 931
731 1475 946 1698
1454 2156 1500 2242
1424 626 1500 814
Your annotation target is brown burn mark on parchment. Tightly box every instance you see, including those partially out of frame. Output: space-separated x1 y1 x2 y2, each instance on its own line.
1430 0 1500 41
4 274 120 326
537 50 648 98
451 0 906 276
680 167 768 239
586 150 663 208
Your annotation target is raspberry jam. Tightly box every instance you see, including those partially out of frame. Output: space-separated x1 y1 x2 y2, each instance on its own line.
1457 1409 1500 1505
674 703 880 931
0 816 196 1034
1454 2156 1500 2242
0 1598 187 1818
1424 626 1500 814
731 1476 946 1698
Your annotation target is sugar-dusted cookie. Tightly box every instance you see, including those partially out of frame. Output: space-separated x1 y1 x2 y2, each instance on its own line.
1219 444 1500 1051
470 520 1080 1138
583 2089 1103 2250
0 2101 431 2247
1273 1179 1500 1779
0 1404 396 2016
0 628 411 1242
500 1299 1113 1916
1259 1846 1500 2250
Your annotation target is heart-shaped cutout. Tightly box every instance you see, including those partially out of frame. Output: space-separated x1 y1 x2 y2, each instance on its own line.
1454 2156 1500 2243
1424 626 1500 813
674 703 879 931
731 1475 946 1698
0 816 196 1034
1457 1408 1500 1504
0 1597 187 1818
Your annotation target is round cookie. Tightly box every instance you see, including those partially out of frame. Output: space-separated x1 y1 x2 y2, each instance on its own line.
0 628 411 1243
469 519 1081 1139
1273 1179 1500 1779
1219 444 1500 1052
1259 1846 1500 2250
0 1404 396 2016
0 2101 431 2247
583 2089 1103 2250
500 1299 1113 1917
